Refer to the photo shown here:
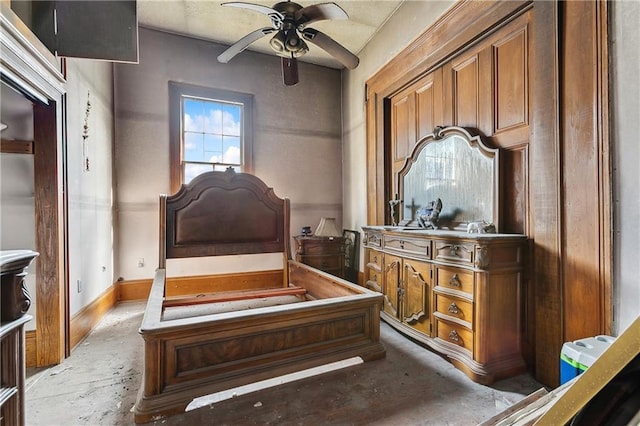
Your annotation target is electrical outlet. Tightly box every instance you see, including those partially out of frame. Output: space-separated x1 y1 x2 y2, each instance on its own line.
137 258 145 268
77 279 82 293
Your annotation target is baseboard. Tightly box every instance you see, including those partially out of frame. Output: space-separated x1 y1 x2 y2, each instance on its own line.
69 284 119 351
117 278 153 301
26 329 37 368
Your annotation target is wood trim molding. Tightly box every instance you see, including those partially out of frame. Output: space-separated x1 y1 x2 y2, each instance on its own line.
69 284 119 351
596 0 612 336
33 101 65 367
25 329 37 368
559 0 612 339
0 139 33 153
530 0 562 387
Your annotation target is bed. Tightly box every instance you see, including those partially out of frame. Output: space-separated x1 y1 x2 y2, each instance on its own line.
133 168 385 423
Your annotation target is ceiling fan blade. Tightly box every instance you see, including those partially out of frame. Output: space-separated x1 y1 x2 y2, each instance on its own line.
222 2 284 27
301 28 359 69
217 27 276 63
281 57 299 86
294 3 348 28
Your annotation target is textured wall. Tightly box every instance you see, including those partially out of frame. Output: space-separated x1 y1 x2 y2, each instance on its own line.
114 28 342 280
64 58 116 317
611 1 640 333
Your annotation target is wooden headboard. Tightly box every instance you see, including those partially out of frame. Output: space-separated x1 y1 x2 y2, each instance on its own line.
158 168 290 268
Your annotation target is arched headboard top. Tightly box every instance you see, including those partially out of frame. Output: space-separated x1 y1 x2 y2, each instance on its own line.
159 169 290 265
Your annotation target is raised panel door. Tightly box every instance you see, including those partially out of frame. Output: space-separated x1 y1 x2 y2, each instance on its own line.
494 27 528 132
383 254 401 318
452 54 479 128
416 75 435 141
392 94 415 162
402 259 432 336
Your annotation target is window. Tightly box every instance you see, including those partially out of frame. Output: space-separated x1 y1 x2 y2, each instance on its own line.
169 82 253 192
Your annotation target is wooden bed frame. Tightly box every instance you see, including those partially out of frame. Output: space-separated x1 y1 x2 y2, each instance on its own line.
133 169 385 423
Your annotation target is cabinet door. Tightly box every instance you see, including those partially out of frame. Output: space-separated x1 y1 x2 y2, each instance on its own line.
402 259 432 336
383 254 401 318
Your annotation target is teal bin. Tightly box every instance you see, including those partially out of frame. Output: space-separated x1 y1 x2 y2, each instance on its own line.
560 335 616 384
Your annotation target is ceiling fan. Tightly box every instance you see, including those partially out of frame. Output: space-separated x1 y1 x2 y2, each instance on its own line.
217 1 360 86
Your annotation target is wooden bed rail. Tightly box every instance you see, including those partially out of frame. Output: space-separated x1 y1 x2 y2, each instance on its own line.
163 286 307 308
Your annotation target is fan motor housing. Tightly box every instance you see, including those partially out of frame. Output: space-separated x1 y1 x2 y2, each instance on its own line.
273 1 303 15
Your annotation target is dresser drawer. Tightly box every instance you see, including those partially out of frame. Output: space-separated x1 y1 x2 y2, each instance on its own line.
301 255 342 271
435 293 473 325
363 230 382 248
434 240 474 265
367 250 383 269
435 267 474 295
384 236 431 259
366 270 382 292
437 319 473 353
297 240 344 256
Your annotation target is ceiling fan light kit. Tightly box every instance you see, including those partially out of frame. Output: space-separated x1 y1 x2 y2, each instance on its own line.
217 1 360 86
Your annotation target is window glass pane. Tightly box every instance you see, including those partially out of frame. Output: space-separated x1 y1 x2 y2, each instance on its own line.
184 162 213 184
223 104 242 136
204 133 222 153
204 134 222 163
204 102 223 134
183 98 204 132
223 136 241 164
184 132 204 162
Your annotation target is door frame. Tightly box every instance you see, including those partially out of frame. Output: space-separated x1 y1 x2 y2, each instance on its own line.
1 3 68 366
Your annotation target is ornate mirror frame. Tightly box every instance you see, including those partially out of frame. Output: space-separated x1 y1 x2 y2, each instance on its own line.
396 126 500 231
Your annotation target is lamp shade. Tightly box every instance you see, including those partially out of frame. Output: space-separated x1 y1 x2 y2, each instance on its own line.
314 217 341 237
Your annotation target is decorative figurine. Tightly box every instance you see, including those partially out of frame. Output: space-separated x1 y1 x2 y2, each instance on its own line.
416 198 442 229
388 195 401 226
466 220 496 234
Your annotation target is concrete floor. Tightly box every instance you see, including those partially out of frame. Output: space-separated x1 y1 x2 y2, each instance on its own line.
26 302 544 425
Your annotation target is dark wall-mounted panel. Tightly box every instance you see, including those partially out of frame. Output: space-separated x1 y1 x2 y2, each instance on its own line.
10 0 138 63
55 1 138 62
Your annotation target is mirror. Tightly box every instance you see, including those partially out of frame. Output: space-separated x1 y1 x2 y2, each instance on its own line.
397 127 499 230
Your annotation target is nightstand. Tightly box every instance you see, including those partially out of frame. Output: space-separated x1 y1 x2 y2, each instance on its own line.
294 235 345 278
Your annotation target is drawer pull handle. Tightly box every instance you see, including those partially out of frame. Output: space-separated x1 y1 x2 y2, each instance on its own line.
448 330 460 343
449 274 461 288
400 241 405 249
447 302 460 314
373 255 378 263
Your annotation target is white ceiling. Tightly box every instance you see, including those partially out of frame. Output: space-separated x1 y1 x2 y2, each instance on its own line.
137 0 405 69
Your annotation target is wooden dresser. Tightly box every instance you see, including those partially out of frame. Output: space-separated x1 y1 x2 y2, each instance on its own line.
0 315 31 426
294 235 345 279
363 226 527 384
1 250 38 426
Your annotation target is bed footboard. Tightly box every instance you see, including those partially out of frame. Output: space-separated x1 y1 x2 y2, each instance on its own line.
134 263 384 424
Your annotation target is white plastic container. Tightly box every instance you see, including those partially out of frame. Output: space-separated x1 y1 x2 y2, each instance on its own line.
560 335 616 384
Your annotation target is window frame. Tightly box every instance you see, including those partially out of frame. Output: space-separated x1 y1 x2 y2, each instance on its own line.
169 82 254 193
